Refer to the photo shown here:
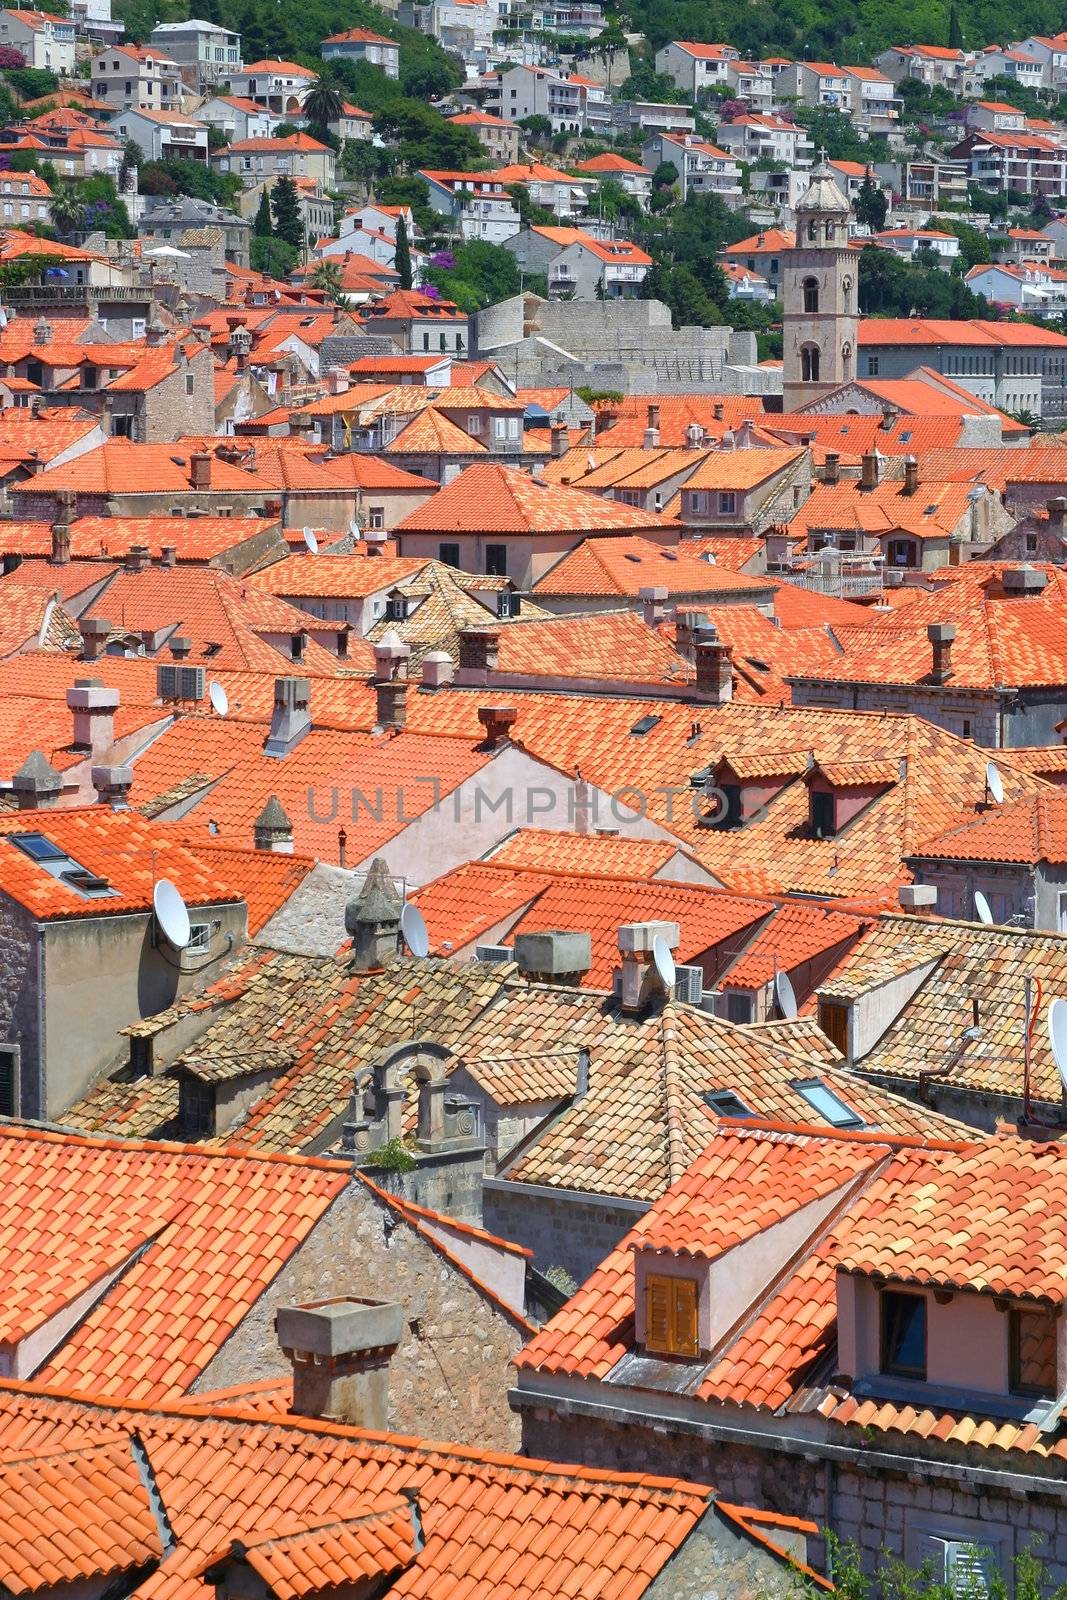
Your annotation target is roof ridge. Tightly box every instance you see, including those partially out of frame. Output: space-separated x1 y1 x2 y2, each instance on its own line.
0 1120 350 1171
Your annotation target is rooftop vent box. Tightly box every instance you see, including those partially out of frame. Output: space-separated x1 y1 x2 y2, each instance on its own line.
674 964 704 1005
157 664 206 702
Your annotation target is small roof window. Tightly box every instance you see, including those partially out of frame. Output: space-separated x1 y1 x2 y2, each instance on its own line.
793 1077 864 1129
703 1088 755 1119
8 834 118 899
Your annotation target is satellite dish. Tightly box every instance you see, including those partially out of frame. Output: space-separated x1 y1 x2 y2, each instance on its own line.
303 527 319 556
153 878 191 950
586 452 596 471
974 890 994 925
774 968 798 1020
401 901 429 958
1049 999 1067 1091
349 520 361 540
209 680 228 717
985 761 1004 805
652 934 675 991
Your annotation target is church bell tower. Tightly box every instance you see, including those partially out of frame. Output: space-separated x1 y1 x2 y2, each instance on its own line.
782 156 858 412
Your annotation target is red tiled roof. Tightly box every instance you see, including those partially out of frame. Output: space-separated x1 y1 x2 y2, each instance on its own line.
533 535 768 597
394 464 681 536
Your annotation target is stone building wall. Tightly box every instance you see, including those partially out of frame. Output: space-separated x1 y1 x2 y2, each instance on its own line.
195 1176 527 1450
484 1180 648 1283
0 891 39 1118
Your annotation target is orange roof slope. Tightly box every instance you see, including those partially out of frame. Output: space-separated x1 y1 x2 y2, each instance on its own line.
912 790 1067 865
394 463 681 536
0 1440 162 1593
533 535 769 598
489 827 680 878
0 1383 719 1600
5 1125 350 1402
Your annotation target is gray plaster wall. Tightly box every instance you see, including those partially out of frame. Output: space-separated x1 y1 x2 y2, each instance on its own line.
195 1177 526 1450
0 891 40 1118
40 900 247 1120
484 1179 648 1282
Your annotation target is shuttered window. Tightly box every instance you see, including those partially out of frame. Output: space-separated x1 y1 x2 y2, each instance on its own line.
818 1000 849 1055
913 1535 995 1597
0 1047 15 1117
645 1274 699 1358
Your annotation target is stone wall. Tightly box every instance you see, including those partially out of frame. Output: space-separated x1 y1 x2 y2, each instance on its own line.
0 891 39 1118
484 1179 648 1283
195 1176 526 1450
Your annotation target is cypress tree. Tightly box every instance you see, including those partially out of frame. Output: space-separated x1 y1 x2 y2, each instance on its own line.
394 212 412 290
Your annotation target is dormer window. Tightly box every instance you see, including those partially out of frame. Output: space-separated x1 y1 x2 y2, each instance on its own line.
1010 1306 1057 1398
881 1289 927 1380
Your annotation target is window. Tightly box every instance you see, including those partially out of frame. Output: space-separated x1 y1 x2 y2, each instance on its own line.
866 355 879 376
703 1086 754 1117
369 506 384 530
486 544 507 576
290 632 305 661
881 1290 927 1379
793 1077 864 1129
810 789 834 837
186 373 195 395
466 413 482 434
717 491 737 516
439 542 460 568
802 275 819 313
0 1044 18 1117
645 1274 699 1357
188 923 210 953
800 344 820 382
724 991 754 1024
1010 1306 1057 1397
179 1076 215 1136
911 1534 997 1597
818 999 849 1054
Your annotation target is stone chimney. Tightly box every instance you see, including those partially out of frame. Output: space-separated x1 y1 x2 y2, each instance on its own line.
927 621 956 684
324 366 351 396
550 422 567 458
693 623 733 705
640 585 667 627
421 650 454 689
644 403 660 449
277 1299 404 1429
860 452 879 491
823 451 840 485
264 676 311 758
228 322 251 370
190 451 211 491
899 884 938 916
1047 497 1067 536
674 609 709 662
617 921 680 1014
1002 564 1048 597
713 403 724 422
169 634 192 660
50 520 70 565
125 544 150 573
145 316 168 348
345 857 402 972
90 764 133 810
159 545 177 568
79 616 111 662
373 632 411 732
12 750 62 810
33 315 52 346
903 455 919 496
477 704 517 748
457 627 499 685
67 679 119 757
254 794 294 853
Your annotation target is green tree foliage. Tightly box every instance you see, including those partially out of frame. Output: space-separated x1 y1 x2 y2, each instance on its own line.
48 181 85 238
375 175 434 236
424 239 521 312
308 257 344 301
371 101 482 173
3 66 58 99
303 76 343 131
271 173 304 253
394 212 412 291
858 242 991 317
519 114 553 141
812 1533 1067 1599
250 234 297 277
929 214 992 268
853 171 888 232
252 187 274 238
139 157 240 208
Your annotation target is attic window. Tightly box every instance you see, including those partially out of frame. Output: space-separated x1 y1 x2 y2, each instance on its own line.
793 1077 864 1129
1010 1307 1057 1398
630 715 661 736
203 642 223 658
9 834 118 899
645 1274 699 1358
703 1087 754 1118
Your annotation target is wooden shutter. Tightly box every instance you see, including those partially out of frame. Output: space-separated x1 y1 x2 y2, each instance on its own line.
670 1277 699 1358
818 1000 849 1055
646 1276 671 1353
0 1049 15 1118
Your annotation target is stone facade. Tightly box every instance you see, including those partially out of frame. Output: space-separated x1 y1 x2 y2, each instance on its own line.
518 1409 1067 1584
0 892 40 1119
789 678 1067 749
195 1176 527 1450
484 1178 648 1283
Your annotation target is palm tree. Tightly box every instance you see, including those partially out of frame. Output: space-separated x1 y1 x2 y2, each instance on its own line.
309 258 344 304
303 77 343 133
49 182 85 239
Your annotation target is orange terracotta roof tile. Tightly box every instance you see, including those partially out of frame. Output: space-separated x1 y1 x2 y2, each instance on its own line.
395 463 680 537
532 535 769 599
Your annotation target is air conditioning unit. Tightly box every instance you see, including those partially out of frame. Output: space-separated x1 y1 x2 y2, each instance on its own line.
475 944 514 963
159 664 206 702
674 965 704 1005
